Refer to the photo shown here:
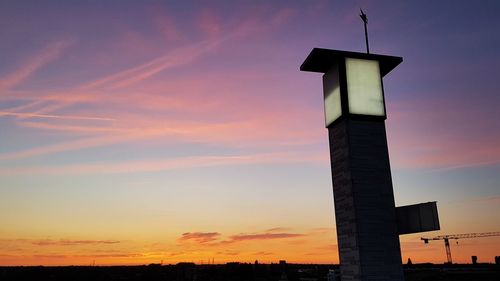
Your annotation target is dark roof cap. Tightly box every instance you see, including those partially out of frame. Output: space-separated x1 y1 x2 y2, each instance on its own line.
300 48 402 77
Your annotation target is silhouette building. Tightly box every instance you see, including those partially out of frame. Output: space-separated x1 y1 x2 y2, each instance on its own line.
301 49 440 281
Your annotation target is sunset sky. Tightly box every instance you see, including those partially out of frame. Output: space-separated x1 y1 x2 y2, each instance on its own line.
1 0 499 266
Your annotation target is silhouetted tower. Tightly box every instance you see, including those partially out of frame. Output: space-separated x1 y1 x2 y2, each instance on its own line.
301 49 404 281
299 9 446 279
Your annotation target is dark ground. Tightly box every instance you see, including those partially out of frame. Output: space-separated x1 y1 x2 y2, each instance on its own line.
1 263 499 281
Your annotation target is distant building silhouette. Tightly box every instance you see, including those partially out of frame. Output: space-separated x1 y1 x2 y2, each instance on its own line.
472 256 478 265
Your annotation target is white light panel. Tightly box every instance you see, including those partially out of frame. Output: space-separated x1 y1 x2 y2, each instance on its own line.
323 64 342 127
346 58 385 116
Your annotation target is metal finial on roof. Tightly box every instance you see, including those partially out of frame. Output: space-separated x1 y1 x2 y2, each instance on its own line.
360 9 369 54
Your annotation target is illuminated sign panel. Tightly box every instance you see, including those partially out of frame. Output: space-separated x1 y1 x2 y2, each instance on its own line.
345 58 385 116
302 50 400 127
323 64 342 127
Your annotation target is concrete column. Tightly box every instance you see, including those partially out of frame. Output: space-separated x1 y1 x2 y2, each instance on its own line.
329 118 403 281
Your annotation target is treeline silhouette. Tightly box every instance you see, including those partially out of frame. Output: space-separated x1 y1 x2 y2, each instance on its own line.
0 263 335 281
1 262 499 281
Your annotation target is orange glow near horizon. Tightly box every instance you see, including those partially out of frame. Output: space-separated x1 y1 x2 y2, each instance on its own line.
2 232 500 266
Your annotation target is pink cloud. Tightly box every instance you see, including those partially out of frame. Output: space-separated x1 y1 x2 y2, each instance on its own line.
2 101 324 153
0 151 326 175
179 232 221 244
17 121 125 134
227 6 300 40
153 13 181 41
198 9 222 37
176 229 308 246
0 21 325 164
387 99 500 170
228 233 305 242
0 39 74 91
0 111 114 121
81 39 222 90
270 7 297 28
118 30 158 56
0 73 325 159
2 111 324 161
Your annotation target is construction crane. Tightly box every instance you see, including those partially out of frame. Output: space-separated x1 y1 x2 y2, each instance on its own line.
421 232 500 264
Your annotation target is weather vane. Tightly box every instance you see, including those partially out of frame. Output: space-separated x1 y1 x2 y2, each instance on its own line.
359 8 369 53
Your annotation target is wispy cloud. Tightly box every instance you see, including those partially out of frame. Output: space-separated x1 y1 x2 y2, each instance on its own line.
228 232 305 242
307 227 335 235
0 238 120 250
265 227 291 232
0 111 114 121
73 253 143 258
314 244 338 252
0 135 130 161
0 151 325 175
1 110 324 161
179 232 221 244
32 239 120 246
81 39 222 90
198 9 222 37
5 253 143 260
0 34 224 131
177 229 306 246
32 254 68 259
270 7 297 28
388 100 500 170
252 251 274 256
0 39 74 91
215 250 240 256
0 12 324 164
152 11 181 41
